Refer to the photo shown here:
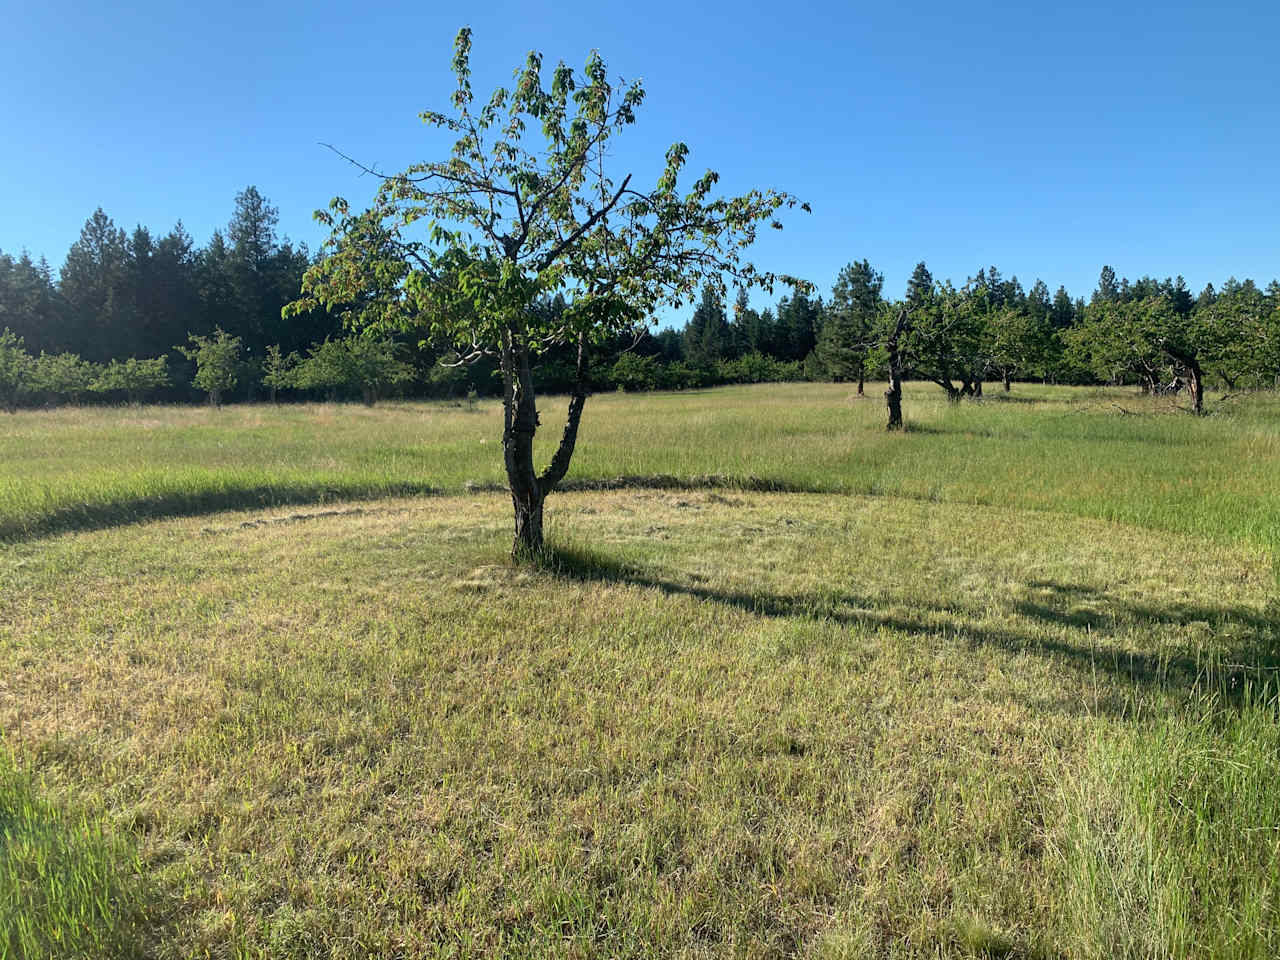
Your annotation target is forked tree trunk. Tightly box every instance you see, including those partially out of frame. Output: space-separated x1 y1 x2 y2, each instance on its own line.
1162 344 1205 415
503 330 589 559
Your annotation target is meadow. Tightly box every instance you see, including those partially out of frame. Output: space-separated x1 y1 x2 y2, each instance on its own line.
1 383 1278 958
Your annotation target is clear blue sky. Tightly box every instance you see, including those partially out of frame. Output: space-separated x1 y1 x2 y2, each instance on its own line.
2 0 1277 314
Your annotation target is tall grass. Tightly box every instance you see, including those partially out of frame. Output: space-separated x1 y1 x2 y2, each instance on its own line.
0 752 151 960
1053 682 1280 959
2 386 1279 560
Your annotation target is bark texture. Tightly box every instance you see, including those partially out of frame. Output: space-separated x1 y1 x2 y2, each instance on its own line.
503 330 589 557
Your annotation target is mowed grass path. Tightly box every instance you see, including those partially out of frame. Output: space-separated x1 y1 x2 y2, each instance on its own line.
2 384 1279 553
2 385 1279 958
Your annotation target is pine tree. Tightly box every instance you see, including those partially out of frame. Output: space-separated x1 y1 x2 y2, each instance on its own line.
682 285 730 367
59 209 134 362
1050 285 1076 329
1093 265 1120 304
906 261 934 309
816 259 882 392
226 186 281 352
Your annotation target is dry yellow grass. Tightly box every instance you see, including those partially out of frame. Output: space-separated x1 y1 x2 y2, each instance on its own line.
3 481 1276 957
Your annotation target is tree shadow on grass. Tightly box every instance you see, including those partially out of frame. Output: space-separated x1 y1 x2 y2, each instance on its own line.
0 481 446 544
543 544 1280 714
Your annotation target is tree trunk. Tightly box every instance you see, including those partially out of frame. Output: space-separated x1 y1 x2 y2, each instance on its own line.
1161 343 1205 415
886 375 903 429
503 329 590 559
1002 372 1011 392
856 374 864 397
503 336 543 558
362 385 376 406
511 486 545 558
1187 362 1204 414
885 306 908 431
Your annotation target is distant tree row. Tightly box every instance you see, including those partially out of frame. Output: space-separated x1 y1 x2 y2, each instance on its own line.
849 262 1280 423
0 327 419 410
664 261 1280 420
3 190 1278 415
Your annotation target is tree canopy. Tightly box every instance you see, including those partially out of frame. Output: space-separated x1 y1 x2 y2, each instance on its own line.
287 27 806 555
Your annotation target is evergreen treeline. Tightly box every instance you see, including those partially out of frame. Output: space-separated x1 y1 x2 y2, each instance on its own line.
3 191 1279 409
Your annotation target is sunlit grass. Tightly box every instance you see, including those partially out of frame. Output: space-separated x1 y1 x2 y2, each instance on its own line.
2 385 1279 556
1052 688 1280 959
0 752 152 960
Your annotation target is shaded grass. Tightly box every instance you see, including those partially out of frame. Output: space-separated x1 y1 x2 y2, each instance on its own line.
0 751 153 959
544 539 1280 710
0 476 443 542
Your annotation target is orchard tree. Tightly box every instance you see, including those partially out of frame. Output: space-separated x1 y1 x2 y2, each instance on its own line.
294 336 414 405
343 336 415 405
903 281 988 401
1199 279 1271 391
986 303 1051 391
882 306 910 429
287 28 806 557
0 328 34 413
177 328 242 407
1069 294 1222 412
33 352 98 404
293 337 351 402
260 344 299 403
91 356 170 405
1068 297 1167 393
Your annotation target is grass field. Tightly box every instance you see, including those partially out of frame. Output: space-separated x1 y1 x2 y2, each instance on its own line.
1 383 1278 958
